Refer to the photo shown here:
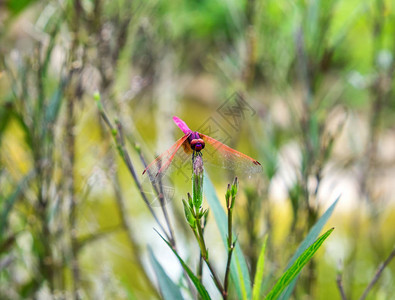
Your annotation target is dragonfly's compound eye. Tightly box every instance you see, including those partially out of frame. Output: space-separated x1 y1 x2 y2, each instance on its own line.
191 139 205 151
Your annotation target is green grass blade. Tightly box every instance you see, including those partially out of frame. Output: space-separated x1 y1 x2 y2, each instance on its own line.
286 197 339 267
265 228 334 300
204 174 251 300
0 105 13 147
0 173 32 239
156 231 211 300
44 76 66 133
45 87 63 125
148 247 184 300
252 235 268 300
279 196 340 299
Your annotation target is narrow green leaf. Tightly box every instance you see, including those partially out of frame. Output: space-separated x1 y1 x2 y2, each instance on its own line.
45 80 64 125
280 196 340 299
0 104 13 147
156 231 211 300
236 256 248 299
204 174 251 300
148 247 183 300
266 228 334 300
182 199 196 228
0 173 32 238
252 235 268 300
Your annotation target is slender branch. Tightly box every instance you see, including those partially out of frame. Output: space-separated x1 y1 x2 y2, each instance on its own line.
227 200 233 248
203 256 225 295
192 205 224 296
336 273 347 300
110 171 160 298
157 172 176 246
137 150 176 247
195 215 208 260
97 105 170 241
197 252 204 284
116 120 171 240
197 215 207 284
359 247 395 300
198 235 224 294
224 242 235 299
97 103 198 297
224 179 237 299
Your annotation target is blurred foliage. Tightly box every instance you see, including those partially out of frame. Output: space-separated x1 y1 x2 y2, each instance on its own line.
0 0 395 299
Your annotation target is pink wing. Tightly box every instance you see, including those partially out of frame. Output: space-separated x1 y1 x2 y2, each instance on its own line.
173 116 192 135
143 133 191 182
200 134 262 175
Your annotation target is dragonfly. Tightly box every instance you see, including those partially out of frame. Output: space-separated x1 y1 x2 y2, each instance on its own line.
142 116 262 182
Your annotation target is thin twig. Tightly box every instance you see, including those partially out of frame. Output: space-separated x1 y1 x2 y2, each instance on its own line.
359 247 395 300
116 120 170 240
110 171 160 298
197 252 204 284
98 107 170 241
137 150 176 247
191 203 224 295
336 273 347 300
224 242 235 299
198 222 224 295
224 202 234 298
157 170 176 247
197 214 207 284
138 148 195 295
99 105 199 296
204 256 225 294
224 180 237 299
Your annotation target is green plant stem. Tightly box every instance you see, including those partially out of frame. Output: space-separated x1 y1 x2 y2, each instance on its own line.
224 205 235 299
195 215 208 260
192 207 224 296
98 108 170 242
158 176 176 245
227 208 233 249
98 106 198 296
117 121 173 242
196 214 207 284
197 252 204 284
224 243 235 299
203 255 224 295
137 151 177 247
110 172 160 298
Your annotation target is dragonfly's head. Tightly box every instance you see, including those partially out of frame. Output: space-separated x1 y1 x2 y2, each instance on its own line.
190 132 205 152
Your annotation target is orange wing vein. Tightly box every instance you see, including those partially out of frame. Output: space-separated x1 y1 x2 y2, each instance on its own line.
143 133 191 181
200 134 262 174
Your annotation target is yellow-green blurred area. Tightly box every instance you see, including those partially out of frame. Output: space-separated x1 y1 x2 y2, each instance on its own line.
1 0 395 299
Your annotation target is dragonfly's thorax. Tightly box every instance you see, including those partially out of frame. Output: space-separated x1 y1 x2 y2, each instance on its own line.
189 132 205 152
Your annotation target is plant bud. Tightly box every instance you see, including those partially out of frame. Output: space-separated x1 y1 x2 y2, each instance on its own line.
182 199 196 228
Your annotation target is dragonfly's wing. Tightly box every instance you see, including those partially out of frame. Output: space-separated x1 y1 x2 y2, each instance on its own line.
200 134 262 175
173 116 192 135
143 133 191 182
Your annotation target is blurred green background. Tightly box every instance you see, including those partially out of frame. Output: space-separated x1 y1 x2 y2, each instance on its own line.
1 0 395 299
